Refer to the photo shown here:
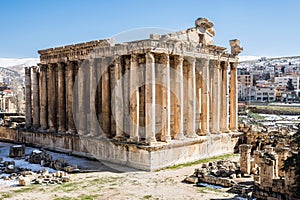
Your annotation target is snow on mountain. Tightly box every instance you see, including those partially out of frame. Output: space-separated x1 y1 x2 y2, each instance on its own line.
238 56 261 62
0 58 39 68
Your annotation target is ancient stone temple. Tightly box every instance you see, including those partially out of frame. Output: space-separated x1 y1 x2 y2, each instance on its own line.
21 18 243 170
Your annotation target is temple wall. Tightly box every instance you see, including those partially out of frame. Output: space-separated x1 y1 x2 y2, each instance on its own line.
0 126 241 171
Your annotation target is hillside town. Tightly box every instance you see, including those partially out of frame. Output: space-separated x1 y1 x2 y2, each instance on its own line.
238 56 300 103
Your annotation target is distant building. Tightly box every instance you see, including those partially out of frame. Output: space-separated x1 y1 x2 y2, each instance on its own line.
274 75 300 90
255 84 276 102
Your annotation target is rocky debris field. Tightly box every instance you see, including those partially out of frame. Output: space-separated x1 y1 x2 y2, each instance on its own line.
184 159 253 199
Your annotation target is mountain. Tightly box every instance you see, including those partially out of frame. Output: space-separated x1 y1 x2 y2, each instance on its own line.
0 58 39 68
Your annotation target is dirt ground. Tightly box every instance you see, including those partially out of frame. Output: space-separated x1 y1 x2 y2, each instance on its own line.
0 155 246 200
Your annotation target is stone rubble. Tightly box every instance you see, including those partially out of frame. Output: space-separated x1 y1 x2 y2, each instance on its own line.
1 146 77 187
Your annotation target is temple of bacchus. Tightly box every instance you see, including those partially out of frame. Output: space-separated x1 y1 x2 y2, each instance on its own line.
4 18 243 170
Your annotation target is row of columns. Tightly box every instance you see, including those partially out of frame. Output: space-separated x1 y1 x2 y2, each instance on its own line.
24 53 238 145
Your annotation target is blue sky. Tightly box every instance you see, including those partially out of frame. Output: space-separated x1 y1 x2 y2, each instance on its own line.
0 0 299 58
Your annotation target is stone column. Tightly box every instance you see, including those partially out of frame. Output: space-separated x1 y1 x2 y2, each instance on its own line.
239 144 252 175
160 54 171 142
32 66 40 129
229 62 238 131
274 147 290 177
101 58 111 137
200 58 210 134
128 54 140 142
113 57 125 140
57 62 66 133
66 61 76 133
145 52 157 144
78 60 88 135
123 56 131 137
211 60 221 134
48 63 57 132
39 64 48 130
174 56 185 139
186 57 197 138
89 58 98 137
220 61 229 132
25 67 32 129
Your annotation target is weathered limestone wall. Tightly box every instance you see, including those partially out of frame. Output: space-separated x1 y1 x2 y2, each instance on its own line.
0 127 241 171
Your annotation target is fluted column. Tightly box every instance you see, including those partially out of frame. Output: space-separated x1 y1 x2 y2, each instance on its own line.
32 66 40 129
123 57 131 137
113 57 125 140
25 67 32 129
128 54 140 142
78 60 87 135
186 57 197 138
201 58 210 134
174 56 185 139
48 63 57 132
39 64 48 130
145 52 156 144
66 61 76 133
57 62 66 133
220 61 229 132
89 58 98 136
101 58 111 137
160 54 171 142
229 62 238 131
210 60 221 134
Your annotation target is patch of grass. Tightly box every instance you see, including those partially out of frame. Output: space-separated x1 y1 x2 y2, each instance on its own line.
197 187 208 194
197 186 221 194
159 153 236 170
52 181 83 193
142 195 153 199
248 112 265 120
0 193 12 200
53 197 72 200
77 194 99 200
14 186 36 193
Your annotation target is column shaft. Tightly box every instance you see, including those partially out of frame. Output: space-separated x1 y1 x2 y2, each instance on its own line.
160 54 171 142
174 56 185 139
201 58 210 134
101 58 111 137
113 57 124 140
25 67 32 129
211 60 221 134
220 62 229 132
78 60 88 135
229 62 238 131
67 61 76 133
128 54 140 142
89 59 98 136
145 52 156 144
123 57 130 137
186 57 197 138
57 62 66 132
48 64 58 132
39 65 48 130
32 66 40 129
